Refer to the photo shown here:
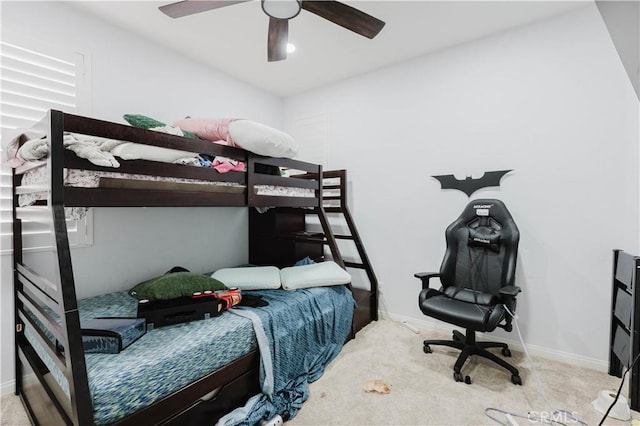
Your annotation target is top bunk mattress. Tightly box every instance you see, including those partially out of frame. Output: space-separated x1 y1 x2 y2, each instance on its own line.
17 166 313 209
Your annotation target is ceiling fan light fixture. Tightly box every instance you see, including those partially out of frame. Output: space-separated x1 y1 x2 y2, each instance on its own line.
261 0 302 20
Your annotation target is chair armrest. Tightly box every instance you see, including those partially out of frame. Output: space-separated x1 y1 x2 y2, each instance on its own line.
499 286 521 298
498 286 521 331
414 272 441 290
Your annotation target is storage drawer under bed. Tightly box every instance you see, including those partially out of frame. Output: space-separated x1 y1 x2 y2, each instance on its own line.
163 368 260 426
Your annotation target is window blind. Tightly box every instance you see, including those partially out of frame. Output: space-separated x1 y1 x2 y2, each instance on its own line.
0 37 92 254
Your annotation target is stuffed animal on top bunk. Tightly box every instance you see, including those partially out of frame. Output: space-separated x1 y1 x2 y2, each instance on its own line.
128 267 242 329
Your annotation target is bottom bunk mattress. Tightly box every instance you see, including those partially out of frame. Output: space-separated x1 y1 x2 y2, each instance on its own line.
25 286 354 425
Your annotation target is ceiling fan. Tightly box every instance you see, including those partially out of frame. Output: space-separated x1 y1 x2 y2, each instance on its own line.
159 0 385 62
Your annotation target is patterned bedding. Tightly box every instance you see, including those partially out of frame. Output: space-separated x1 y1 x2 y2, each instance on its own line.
221 286 355 425
26 291 256 425
25 286 350 425
18 166 314 210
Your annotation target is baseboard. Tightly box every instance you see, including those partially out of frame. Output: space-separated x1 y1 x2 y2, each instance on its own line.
1 379 15 396
381 311 609 372
1 373 38 397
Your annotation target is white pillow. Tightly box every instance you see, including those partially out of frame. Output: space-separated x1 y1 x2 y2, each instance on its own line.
212 266 281 291
228 119 298 158
110 142 198 163
280 261 351 291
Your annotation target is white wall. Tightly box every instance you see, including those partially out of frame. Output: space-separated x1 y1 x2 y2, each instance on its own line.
0 1 282 392
284 4 639 364
2 0 638 394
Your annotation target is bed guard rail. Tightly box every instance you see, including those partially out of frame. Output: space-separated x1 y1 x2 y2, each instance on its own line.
247 156 323 208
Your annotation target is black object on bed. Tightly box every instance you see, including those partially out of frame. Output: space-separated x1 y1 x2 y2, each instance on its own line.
11 110 377 426
80 317 146 354
136 296 225 329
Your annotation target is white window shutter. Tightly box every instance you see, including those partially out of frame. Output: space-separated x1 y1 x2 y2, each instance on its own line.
0 36 93 255
0 165 12 254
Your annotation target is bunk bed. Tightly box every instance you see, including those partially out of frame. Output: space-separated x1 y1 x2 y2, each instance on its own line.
10 110 376 426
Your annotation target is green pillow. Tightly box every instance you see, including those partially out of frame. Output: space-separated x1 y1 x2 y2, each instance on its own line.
123 114 199 139
129 272 227 301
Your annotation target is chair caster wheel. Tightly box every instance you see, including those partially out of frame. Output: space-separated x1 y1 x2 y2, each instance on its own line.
423 344 432 354
454 372 464 382
464 375 472 385
511 375 522 385
502 348 512 357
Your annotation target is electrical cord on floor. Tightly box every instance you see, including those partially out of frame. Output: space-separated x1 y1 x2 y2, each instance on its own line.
597 351 640 426
485 407 567 426
378 288 390 317
377 288 411 327
485 305 588 426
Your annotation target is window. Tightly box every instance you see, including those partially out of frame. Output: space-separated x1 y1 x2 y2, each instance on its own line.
0 32 93 254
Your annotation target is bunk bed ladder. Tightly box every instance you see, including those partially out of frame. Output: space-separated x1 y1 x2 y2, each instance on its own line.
320 170 379 330
12 110 93 426
315 176 344 269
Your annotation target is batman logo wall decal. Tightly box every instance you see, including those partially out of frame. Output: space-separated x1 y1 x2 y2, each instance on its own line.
432 169 512 197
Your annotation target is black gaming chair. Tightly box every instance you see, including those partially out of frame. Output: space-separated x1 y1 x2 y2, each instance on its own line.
414 199 522 385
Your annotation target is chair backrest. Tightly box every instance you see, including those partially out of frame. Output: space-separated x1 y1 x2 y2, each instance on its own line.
439 199 519 296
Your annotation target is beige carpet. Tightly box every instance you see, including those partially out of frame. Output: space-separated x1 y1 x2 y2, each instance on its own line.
0 392 30 426
1 319 637 425
290 319 636 426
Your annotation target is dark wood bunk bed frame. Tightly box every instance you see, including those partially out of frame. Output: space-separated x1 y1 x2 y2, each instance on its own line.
12 110 377 426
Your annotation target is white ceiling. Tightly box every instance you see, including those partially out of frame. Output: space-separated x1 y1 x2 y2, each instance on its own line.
71 1 588 97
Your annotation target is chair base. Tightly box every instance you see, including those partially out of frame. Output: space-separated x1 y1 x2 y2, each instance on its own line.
423 329 522 385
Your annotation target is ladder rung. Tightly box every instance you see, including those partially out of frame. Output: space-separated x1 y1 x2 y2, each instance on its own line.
323 196 341 201
323 185 341 190
344 262 366 269
293 237 326 244
334 235 354 240
324 207 343 213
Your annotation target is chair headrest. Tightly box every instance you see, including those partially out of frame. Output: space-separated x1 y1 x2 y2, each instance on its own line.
468 225 501 252
459 199 513 224
456 199 517 252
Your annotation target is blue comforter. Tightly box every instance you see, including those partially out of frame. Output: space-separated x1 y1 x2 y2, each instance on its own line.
218 285 355 426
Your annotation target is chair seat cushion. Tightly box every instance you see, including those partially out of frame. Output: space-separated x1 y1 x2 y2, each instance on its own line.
419 289 505 332
442 287 500 306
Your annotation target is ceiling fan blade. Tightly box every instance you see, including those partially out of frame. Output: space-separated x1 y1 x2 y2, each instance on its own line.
268 17 288 62
159 0 251 18
301 1 385 39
